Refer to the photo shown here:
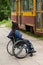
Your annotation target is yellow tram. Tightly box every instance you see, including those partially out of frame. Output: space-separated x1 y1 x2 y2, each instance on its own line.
11 0 43 35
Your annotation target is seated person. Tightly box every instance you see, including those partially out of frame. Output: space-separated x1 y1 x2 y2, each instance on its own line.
8 22 36 53
8 22 22 40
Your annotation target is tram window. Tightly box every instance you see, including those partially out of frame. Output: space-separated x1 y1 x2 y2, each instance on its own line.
22 0 33 11
11 0 16 12
29 0 33 11
22 0 29 11
42 0 43 10
42 13 43 28
36 0 40 11
36 13 40 28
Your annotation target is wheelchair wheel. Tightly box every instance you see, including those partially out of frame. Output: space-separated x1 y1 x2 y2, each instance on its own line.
13 40 28 59
7 40 14 56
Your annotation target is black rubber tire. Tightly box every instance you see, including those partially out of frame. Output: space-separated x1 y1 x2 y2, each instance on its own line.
13 40 28 59
7 40 14 56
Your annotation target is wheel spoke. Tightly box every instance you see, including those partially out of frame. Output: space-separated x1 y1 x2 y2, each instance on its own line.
16 45 24 55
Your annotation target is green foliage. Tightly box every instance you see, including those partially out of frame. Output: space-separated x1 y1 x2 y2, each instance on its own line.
5 20 12 28
0 19 7 25
0 19 12 28
0 0 11 20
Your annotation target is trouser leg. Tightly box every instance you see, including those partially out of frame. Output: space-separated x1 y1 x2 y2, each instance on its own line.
24 39 36 53
24 39 33 50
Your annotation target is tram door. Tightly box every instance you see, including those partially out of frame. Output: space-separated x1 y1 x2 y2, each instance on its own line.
36 0 43 32
16 0 23 26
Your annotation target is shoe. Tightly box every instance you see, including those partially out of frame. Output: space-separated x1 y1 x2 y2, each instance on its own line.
28 50 36 54
32 50 36 53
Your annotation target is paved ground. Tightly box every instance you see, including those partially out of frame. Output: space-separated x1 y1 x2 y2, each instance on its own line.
0 26 43 65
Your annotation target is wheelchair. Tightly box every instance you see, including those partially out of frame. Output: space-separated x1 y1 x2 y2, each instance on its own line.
7 31 36 59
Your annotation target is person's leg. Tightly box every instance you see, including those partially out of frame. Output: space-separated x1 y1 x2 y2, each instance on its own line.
24 39 36 53
24 39 35 52
15 37 21 42
24 39 32 49
8 30 13 38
